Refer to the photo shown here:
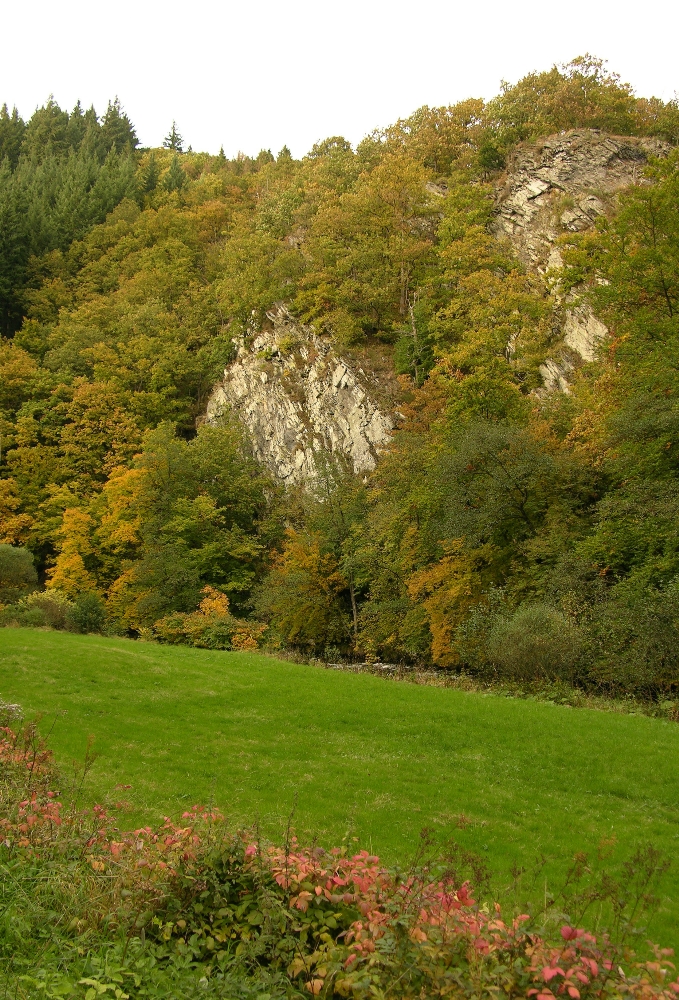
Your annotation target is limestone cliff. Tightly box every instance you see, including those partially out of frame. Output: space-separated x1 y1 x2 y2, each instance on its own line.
206 306 394 484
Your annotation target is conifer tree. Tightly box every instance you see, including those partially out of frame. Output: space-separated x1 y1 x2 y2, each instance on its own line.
100 97 138 154
142 150 160 192
0 104 26 168
66 100 87 150
163 121 183 152
22 97 71 159
164 153 186 191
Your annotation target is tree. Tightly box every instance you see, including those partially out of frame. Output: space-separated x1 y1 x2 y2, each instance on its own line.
0 480 33 545
486 55 638 149
141 150 160 193
22 97 71 159
164 153 187 192
0 543 37 603
0 104 26 168
256 529 350 653
46 507 99 596
100 97 138 154
101 421 275 630
297 153 437 344
163 121 183 152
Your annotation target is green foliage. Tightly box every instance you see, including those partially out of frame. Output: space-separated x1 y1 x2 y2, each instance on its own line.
0 103 25 168
100 420 276 631
164 152 187 192
486 601 585 682
486 55 679 150
163 121 184 152
65 591 106 633
0 542 37 603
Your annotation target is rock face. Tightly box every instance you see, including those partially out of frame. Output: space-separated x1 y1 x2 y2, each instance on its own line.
494 129 668 392
205 306 394 484
494 129 668 272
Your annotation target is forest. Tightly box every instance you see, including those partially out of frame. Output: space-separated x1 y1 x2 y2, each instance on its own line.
1 56 679 699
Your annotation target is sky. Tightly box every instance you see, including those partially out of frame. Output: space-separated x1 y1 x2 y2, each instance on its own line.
2 0 678 159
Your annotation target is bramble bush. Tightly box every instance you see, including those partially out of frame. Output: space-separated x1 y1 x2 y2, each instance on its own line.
1 701 678 1000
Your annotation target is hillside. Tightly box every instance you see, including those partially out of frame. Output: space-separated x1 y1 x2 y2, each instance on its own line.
1 55 679 694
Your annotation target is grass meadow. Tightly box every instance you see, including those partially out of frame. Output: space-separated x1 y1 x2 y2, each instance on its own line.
1 628 678 948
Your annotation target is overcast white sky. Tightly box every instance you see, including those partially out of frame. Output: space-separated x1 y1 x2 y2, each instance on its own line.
2 0 677 158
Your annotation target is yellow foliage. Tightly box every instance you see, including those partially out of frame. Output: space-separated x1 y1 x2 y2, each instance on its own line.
46 508 99 596
406 541 487 666
197 585 230 617
0 478 33 544
153 586 265 650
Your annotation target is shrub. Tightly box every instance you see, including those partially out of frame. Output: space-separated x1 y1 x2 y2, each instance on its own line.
589 579 679 698
65 591 106 634
153 586 265 650
23 589 73 628
0 543 37 604
487 602 585 683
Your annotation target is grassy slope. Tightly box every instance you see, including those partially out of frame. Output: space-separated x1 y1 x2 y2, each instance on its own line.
1 628 678 947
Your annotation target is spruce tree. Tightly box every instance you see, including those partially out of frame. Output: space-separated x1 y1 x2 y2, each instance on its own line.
0 105 26 168
100 98 138 154
22 97 70 159
163 153 186 192
163 121 183 152
142 151 160 192
67 100 87 150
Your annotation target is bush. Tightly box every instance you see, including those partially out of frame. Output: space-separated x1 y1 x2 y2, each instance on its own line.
65 591 106 634
0 543 37 604
23 589 73 628
589 578 679 698
486 602 585 683
153 586 265 650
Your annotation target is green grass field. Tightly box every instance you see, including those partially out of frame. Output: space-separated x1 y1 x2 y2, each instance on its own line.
1 628 679 948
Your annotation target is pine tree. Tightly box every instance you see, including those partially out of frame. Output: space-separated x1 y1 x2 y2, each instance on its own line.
163 121 183 152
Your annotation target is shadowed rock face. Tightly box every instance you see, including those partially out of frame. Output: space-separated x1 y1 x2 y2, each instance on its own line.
494 129 669 392
205 306 393 483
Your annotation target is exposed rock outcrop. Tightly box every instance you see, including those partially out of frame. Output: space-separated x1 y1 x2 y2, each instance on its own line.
494 130 668 392
206 307 394 484
494 129 668 272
